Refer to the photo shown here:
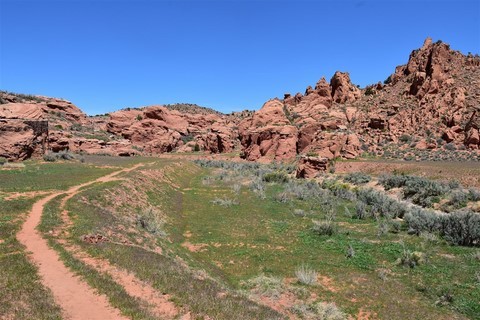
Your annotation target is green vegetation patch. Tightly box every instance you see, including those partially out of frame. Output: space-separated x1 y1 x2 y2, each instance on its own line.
0 161 116 192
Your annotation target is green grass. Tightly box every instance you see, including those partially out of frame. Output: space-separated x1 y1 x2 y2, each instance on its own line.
170 165 478 320
80 155 159 167
0 197 63 319
4 156 478 319
57 160 283 319
0 161 116 192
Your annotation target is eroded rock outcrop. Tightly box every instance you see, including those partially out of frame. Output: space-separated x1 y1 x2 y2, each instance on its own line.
330 71 362 103
0 119 48 160
296 156 329 178
1 37 478 169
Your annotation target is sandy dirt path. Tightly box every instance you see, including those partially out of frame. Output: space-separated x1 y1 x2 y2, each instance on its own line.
55 163 182 319
17 164 143 320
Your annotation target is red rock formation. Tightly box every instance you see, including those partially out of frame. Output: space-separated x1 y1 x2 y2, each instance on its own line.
1 37 478 170
330 71 361 103
238 99 298 161
0 119 48 160
296 156 329 178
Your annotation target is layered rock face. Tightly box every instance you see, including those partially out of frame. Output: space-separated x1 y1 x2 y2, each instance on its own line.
0 119 48 160
0 95 86 160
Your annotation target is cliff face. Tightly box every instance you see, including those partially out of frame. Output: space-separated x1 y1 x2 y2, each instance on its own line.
1 38 479 163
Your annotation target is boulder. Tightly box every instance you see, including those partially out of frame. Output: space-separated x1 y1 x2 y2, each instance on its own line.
296 156 329 178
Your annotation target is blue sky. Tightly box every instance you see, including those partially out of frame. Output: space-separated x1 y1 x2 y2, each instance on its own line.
1 0 479 115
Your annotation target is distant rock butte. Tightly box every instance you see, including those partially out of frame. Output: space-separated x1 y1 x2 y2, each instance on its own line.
1 38 479 177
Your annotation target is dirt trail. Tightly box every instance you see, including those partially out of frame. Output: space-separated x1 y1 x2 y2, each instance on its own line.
17 164 143 320
55 163 182 319
64 244 180 318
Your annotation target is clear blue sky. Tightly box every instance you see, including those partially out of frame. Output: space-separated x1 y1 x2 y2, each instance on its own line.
1 0 479 115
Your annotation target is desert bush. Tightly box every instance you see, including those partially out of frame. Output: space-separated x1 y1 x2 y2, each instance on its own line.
357 188 383 206
397 243 424 268
312 218 337 236
446 190 469 209
290 302 347 320
136 207 166 236
356 188 403 218
444 143 457 151
250 178 266 199
263 171 289 184
377 268 389 281
405 208 444 235
377 220 390 236
346 244 356 258
57 150 76 160
275 191 292 203
320 179 355 200
399 134 412 143
202 176 214 186
293 209 307 217
43 150 76 162
471 251 480 261
468 188 480 201
211 197 238 207
343 206 352 218
447 180 460 189
406 208 480 246
403 176 447 207
343 172 371 185
194 159 262 173
295 265 317 285
354 202 368 219
242 275 284 299
43 152 58 162
390 220 401 233
232 183 241 195
180 133 194 144
283 180 324 201
333 187 357 201
378 174 409 190
0 157 7 165
442 210 480 246
420 231 439 244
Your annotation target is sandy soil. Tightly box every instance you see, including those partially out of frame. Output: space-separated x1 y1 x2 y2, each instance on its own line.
17 165 145 320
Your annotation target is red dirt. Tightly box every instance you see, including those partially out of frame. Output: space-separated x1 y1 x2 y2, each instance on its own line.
51 163 184 319
17 192 127 320
17 164 144 320
67 244 180 318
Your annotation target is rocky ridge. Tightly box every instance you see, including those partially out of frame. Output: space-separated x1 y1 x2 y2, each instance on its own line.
1 38 479 171
239 38 480 167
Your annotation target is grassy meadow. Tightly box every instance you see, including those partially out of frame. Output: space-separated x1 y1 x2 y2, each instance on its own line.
1 155 479 319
